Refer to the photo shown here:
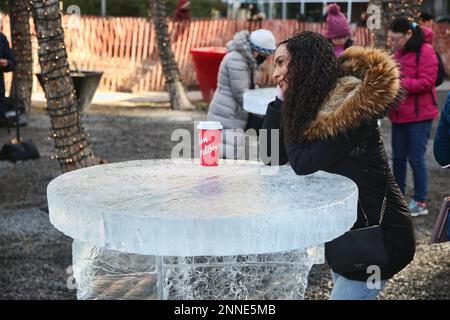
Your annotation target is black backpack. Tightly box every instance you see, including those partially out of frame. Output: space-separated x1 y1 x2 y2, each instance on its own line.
416 48 447 87
435 51 447 87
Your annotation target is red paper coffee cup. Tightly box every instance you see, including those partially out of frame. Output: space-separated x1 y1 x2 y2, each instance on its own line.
197 121 223 166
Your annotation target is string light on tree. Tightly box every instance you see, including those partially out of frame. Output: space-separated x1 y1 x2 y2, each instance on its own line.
150 0 194 110
8 0 34 114
370 0 424 48
386 0 423 23
31 0 97 172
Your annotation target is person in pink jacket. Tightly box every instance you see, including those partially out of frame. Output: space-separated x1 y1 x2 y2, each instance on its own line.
388 17 439 217
325 3 353 57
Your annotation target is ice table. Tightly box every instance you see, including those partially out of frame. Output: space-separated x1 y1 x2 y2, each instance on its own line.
243 88 277 115
47 159 358 300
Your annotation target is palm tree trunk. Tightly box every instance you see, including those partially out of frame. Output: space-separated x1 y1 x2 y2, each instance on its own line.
370 0 388 48
31 0 96 173
150 0 194 110
386 0 422 23
8 0 33 114
370 0 423 48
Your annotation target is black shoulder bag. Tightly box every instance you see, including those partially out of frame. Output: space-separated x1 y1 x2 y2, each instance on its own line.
325 171 389 274
415 49 441 111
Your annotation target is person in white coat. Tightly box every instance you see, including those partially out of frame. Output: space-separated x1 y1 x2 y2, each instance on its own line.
207 29 276 159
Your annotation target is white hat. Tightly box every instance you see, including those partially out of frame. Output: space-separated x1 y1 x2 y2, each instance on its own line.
249 29 276 55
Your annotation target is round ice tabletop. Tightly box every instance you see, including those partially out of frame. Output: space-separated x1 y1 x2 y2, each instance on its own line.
243 87 277 115
48 159 358 257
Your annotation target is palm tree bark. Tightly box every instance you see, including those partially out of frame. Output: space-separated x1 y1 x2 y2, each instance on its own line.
150 0 194 110
370 0 388 48
386 0 422 23
370 0 423 48
8 0 33 114
32 0 96 173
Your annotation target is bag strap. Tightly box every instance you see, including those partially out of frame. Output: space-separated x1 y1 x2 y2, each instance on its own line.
359 163 389 227
416 47 439 108
250 68 255 90
378 174 388 225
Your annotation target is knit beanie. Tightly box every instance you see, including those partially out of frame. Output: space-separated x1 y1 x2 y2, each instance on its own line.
325 3 351 39
249 29 276 55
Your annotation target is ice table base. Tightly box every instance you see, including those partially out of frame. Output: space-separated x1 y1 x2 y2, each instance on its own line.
73 240 324 300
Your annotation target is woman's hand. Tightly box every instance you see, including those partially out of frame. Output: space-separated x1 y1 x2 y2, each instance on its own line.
276 85 285 101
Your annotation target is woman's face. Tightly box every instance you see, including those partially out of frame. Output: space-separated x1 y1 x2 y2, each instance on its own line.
272 44 291 93
388 30 412 51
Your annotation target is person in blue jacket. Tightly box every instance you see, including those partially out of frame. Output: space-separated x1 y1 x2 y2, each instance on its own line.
0 29 15 118
433 92 450 167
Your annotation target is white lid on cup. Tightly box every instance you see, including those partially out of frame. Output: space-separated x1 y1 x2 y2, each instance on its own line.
197 121 223 130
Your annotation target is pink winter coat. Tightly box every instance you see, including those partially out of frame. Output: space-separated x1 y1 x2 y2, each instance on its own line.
389 28 439 124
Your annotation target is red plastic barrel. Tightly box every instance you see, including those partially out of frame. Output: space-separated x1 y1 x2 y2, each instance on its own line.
190 47 227 102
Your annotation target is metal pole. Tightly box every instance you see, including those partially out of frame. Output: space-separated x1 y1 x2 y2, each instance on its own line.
101 0 106 17
322 1 328 17
258 0 264 13
434 0 445 15
301 0 305 15
268 0 273 19
282 0 287 20
347 0 352 23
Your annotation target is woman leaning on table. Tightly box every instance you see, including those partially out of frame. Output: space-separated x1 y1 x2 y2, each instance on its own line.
261 32 415 300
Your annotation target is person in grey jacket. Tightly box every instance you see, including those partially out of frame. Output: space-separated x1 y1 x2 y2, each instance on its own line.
207 29 276 159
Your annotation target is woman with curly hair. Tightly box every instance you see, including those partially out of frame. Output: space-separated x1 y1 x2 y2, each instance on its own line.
262 32 415 300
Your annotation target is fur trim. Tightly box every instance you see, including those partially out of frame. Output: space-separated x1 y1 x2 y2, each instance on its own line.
303 46 400 141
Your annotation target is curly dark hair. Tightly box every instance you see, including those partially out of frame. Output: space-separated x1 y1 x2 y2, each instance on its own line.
280 31 340 143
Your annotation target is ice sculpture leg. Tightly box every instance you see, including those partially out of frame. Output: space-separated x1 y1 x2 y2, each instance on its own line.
161 250 316 300
72 240 158 300
72 240 323 300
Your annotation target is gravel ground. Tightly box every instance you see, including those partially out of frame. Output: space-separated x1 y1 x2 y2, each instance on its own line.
0 95 449 300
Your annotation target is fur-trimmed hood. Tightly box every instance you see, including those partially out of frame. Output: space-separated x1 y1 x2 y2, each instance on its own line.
303 46 400 141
